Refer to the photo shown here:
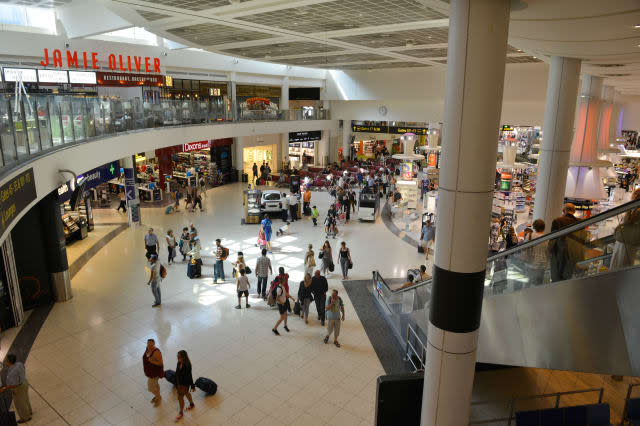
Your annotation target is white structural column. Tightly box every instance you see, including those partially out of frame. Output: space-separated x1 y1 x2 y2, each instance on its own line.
342 121 351 161
532 57 582 228
121 155 141 226
421 1 510 425
281 77 290 166
319 130 329 166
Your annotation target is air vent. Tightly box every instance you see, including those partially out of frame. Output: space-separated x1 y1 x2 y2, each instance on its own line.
593 64 625 67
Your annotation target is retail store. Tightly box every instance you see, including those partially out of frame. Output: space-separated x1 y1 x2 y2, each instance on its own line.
237 85 280 120
351 121 429 160
288 130 321 168
238 134 280 178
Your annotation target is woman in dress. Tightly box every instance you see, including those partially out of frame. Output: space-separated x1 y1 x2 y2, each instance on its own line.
338 241 352 280
165 229 177 264
304 244 316 276
320 240 333 275
175 350 195 421
297 273 313 324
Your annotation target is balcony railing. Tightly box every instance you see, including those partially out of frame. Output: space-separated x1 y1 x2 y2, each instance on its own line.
0 95 329 170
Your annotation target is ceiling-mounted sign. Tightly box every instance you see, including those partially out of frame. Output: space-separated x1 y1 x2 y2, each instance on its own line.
40 48 161 73
501 125 514 132
183 140 211 153
69 71 97 84
289 131 322 142
37 69 68 83
352 124 388 133
389 126 428 135
352 124 429 135
3 68 38 82
96 72 163 87
0 168 37 236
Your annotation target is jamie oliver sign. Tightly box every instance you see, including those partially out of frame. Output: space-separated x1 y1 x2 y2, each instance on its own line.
96 72 163 87
0 169 36 236
183 140 211 153
40 49 161 73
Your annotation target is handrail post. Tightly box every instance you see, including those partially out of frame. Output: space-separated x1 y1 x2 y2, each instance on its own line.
405 325 410 361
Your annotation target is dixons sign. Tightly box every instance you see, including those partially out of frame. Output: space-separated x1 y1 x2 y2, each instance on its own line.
183 140 211 152
40 48 161 73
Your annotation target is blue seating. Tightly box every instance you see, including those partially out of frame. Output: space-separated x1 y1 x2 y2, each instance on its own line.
627 398 640 424
515 403 611 426
540 407 563 426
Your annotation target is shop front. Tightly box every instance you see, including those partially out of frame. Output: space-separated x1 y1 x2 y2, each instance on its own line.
237 85 281 120
289 131 321 168
351 121 429 160
243 144 277 178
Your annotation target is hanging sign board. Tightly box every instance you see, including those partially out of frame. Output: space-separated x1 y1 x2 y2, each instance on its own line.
69 71 97 84
37 69 68 83
289 131 321 142
183 140 211 153
96 72 163 87
3 68 37 82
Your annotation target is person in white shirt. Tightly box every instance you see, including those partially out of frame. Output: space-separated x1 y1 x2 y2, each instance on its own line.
235 268 251 309
289 192 299 222
281 192 289 221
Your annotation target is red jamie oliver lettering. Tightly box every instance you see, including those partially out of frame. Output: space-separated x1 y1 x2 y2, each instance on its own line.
40 49 161 73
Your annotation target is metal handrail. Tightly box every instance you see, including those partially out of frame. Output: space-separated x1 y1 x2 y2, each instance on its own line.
404 323 427 372
373 270 432 295
621 383 640 425
469 387 604 425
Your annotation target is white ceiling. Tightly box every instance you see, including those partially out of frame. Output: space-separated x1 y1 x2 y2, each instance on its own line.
8 0 640 94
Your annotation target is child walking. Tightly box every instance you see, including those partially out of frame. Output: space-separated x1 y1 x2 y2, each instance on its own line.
235 268 251 309
311 205 319 226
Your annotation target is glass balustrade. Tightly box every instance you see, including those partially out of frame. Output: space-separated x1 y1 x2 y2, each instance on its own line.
0 94 329 170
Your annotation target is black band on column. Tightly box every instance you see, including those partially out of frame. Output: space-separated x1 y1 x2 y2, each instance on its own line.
429 265 485 333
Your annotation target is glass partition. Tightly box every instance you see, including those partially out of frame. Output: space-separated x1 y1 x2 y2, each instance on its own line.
22 99 40 155
71 98 88 142
12 99 29 159
49 97 64 146
35 97 52 150
0 99 17 165
59 98 74 143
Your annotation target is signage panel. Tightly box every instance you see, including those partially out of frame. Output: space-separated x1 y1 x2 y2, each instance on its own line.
69 71 97 84
3 68 37 82
40 48 161 73
289 131 322 142
0 169 37 236
183 140 211 152
96 72 163 87
352 124 388 133
389 126 428 135
37 69 68 83
352 124 429 135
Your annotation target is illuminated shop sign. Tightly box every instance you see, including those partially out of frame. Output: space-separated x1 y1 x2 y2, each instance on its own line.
37 69 68 83
69 71 97 84
389 126 428 135
289 131 321 142
501 125 514 131
352 124 388 133
96 72 163 87
183 140 211 152
352 124 428 135
3 68 37 82
40 48 161 73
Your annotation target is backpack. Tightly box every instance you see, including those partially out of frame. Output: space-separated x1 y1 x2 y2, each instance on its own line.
160 264 167 279
221 247 229 260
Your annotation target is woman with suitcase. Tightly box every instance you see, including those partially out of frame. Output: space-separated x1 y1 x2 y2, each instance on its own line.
175 350 195 421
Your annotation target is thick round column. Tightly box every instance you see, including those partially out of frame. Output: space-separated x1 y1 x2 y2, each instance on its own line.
532 57 582 227
40 190 71 301
342 123 351 161
421 1 510 425
280 77 289 111
121 155 141 226
318 130 329 166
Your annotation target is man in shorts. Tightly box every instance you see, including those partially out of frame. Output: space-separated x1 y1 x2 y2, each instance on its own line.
143 339 164 406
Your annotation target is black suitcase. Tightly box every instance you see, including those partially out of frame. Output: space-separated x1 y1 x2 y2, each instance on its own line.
187 260 202 278
195 377 217 395
304 205 311 216
164 370 176 386
293 301 301 315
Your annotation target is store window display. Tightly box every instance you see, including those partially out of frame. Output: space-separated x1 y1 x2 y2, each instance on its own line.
243 145 277 180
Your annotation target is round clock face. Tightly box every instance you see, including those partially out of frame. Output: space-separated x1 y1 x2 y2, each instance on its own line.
378 105 388 116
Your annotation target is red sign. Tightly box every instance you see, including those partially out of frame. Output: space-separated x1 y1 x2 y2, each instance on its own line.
40 48 161 73
183 141 211 152
96 72 163 87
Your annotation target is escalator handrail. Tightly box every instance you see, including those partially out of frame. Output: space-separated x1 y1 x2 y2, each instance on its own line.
487 198 640 262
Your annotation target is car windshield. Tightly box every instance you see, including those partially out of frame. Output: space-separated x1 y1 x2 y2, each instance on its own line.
264 193 280 201
361 200 376 208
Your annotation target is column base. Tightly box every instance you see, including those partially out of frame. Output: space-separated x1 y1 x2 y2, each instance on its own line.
52 270 72 302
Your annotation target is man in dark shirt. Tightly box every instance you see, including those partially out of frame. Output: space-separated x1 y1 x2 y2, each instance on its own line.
311 270 328 326
549 203 586 281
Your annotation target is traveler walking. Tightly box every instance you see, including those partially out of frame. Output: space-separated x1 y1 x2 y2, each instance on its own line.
281 192 289 221
255 248 272 299
144 228 160 259
421 220 436 261
610 188 640 270
175 350 195 421
193 193 203 211
297 273 313 323
289 192 299 221
272 269 295 335
338 241 352 279
199 177 206 198
179 227 190 261
0 354 32 423
311 205 319 226
187 232 202 278
324 290 345 347
252 163 259 184
165 229 177 264
311 270 328 326
116 190 127 212
304 244 316 276
214 239 227 283
520 219 548 285
260 214 273 252
549 203 586 281
146 254 162 307
232 252 246 278
320 240 333 275
143 339 164 407
235 268 251 309
303 187 312 215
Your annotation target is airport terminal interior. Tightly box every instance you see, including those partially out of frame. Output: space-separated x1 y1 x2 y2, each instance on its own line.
0 0 640 425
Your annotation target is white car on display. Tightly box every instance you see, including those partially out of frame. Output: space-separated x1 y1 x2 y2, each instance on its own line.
358 191 380 221
260 190 284 217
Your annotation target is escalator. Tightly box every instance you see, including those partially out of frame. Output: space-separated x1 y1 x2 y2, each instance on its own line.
373 198 640 376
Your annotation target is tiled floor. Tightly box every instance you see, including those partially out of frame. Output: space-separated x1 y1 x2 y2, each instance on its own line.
20 183 427 425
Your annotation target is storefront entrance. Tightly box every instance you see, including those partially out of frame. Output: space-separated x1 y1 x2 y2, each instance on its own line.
243 145 277 176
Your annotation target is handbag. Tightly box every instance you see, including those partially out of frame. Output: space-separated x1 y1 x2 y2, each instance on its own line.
348 260 353 270
318 251 324 259
328 262 335 272
244 266 252 274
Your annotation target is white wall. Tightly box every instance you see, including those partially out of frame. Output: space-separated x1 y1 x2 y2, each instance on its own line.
0 119 339 243
619 95 640 131
327 62 551 126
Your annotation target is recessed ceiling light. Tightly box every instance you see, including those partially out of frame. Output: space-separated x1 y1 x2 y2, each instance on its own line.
517 49 523 52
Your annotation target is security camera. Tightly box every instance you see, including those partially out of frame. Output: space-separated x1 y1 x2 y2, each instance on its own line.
162 52 168 57
65 42 70 48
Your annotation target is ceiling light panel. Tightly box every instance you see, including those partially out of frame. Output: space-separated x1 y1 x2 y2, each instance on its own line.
167 23 276 45
221 42 345 58
136 9 171 21
403 47 448 58
505 56 542 63
338 62 431 70
281 53 390 65
1 0 71 7
236 0 446 33
335 27 449 48
144 0 234 11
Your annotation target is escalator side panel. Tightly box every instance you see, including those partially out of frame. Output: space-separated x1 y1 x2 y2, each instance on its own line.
477 267 638 376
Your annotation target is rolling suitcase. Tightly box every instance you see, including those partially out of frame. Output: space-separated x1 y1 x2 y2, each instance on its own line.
164 370 177 386
195 377 217 395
